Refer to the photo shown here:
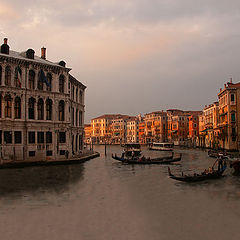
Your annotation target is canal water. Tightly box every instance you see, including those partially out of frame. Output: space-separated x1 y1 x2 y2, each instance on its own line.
0 146 240 240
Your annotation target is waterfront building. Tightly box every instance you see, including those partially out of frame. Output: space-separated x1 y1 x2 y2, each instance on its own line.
84 124 92 145
200 103 219 148
167 109 201 146
188 113 201 147
0 38 86 162
144 111 167 143
217 81 240 150
138 120 146 144
91 114 114 144
111 115 133 144
126 117 139 143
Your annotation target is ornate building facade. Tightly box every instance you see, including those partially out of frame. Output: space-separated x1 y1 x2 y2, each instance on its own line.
0 38 85 162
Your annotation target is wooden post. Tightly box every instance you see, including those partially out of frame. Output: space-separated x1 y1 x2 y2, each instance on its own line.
105 140 107 156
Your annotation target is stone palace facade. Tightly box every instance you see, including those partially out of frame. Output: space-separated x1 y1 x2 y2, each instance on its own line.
0 38 86 162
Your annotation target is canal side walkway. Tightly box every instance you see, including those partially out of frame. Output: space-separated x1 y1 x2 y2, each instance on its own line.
0 150 100 169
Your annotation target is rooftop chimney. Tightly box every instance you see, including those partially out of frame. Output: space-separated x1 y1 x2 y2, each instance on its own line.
220 88 222 92
224 84 226 88
230 77 233 83
41 47 46 59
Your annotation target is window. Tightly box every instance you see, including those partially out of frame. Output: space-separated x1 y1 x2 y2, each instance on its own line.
14 66 22 88
232 128 236 141
28 97 35 119
72 86 75 100
28 132 35 144
60 150 65 155
37 132 44 143
4 95 12 118
4 131 12 144
46 150 52 156
14 97 21 119
5 66 11 86
0 130 2 144
76 88 78 102
79 111 83 126
59 75 64 93
46 73 52 91
46 99 52 120
231 113 236 122
59 100 65 121
76 109 78 126
38 71 43 90
231 94 235 102
14 131 22 144
29 70 35 89
37 98 44 120
46 131 52 143
59 132 66 143
29 151 35 157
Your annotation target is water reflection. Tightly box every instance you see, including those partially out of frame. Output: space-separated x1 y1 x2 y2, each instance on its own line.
0 164 84 199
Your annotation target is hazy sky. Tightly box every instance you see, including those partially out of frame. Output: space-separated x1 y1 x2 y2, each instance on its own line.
1 0 240 122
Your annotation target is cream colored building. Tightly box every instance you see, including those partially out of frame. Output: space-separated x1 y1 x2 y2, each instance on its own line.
0 38 85 162
126 117 139 143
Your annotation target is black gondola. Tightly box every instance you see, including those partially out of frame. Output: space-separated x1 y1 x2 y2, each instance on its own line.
112 153 181 164
168 165 227 182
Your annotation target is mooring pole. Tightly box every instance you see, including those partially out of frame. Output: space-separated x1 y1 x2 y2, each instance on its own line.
105 140 107 156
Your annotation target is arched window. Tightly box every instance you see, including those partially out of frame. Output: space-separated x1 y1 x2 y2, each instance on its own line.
0 65 2 85
14 97 21 119
5 66 11 86
37 98 44 120
46 73 52 91
29 70 35 90
59 100 65 121
38 71 43 90
14 66 22 88
28 97 35 119
46 99 52 120
4 94 12 118
59 75 64 93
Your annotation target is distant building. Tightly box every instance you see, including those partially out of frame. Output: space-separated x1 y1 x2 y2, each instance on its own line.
126 117 139 143
0 38 86 162
144 111 167 143
84 124 92 144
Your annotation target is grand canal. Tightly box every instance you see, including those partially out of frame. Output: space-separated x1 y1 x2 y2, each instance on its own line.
0 146 240 240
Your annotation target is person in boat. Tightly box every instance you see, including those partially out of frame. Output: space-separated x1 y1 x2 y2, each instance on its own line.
121 152 124 158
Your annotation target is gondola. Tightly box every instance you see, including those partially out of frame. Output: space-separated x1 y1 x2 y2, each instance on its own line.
168 165 227 182
112 153 181 165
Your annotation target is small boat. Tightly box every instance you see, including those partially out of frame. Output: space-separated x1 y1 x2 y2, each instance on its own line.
208 150 232 158
122 143 142 157
112 153 181 165
149 142 173 151
168 165 227 182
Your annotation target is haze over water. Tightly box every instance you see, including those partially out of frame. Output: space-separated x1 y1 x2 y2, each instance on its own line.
0 146 240 240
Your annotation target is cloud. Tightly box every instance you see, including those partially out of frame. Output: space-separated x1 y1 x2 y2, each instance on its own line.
2 0 240 121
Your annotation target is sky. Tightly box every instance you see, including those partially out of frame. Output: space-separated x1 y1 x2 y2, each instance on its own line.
1 0 240 122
